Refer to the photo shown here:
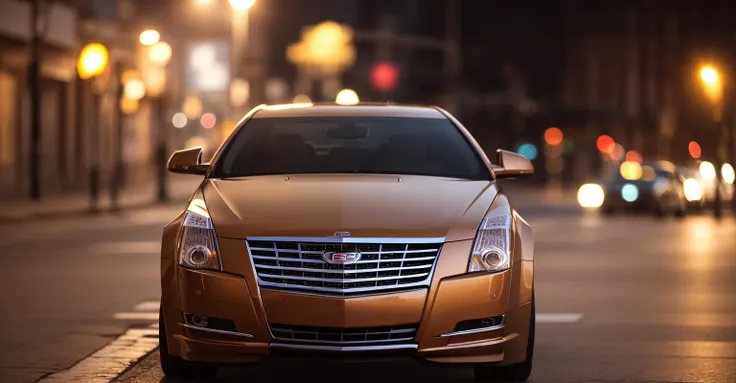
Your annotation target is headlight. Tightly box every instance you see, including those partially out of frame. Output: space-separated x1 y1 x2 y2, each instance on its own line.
577 183 605 208
179 198 222 270
468 196 512 273
683 178 704 202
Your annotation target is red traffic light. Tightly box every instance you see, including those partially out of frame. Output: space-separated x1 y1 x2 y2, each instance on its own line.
371 61 399 92
596 135 615 154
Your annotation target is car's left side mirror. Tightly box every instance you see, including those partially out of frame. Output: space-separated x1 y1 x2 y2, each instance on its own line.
493 149 534 178
167 147 210 175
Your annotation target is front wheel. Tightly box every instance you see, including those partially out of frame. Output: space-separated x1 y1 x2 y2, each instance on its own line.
473 293 535 382
159 307 218 381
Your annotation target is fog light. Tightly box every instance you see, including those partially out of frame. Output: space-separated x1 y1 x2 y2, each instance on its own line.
191 315 208 328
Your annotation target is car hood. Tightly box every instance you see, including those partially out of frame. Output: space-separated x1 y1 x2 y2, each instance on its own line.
202 174 498 241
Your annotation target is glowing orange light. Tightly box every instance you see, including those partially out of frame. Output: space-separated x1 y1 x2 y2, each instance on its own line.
596 135 615 154
688 141 702 159
610 144 625 161
544 127 563 146
625 150 642 164
200 113 217 129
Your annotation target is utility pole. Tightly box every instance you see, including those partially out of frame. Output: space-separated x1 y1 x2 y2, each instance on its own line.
28 0 42 200
110 60 125 211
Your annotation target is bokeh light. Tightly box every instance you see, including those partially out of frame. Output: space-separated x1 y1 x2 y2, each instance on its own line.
641 165 656 181
77 43 109 79
149 42 172 65
172 112 188 129
620 161 643 180
123 78 146 101
683 178 704 202
335 89 359 105
139 29 160 46
577 183 605 208
200 113 217 129
625 150 642 164
610 144 625 161
517 143 538 161
699 161 716 180
544 127 563 146
293 94 312 103
596 135 615 154
688 141 702 159
722 163 735 184
229 0 256 11
621 183 639 202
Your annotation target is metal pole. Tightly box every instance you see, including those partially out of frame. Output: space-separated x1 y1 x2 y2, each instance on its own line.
28 0 42 200
89 80 101 213
110 61 124 211
154 96 169 202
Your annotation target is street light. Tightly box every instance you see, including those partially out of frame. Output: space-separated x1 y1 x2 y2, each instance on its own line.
139 29 160 46
77 43 109 79
77 43 109 212
700 66 719 85
149 42 172 66
229 0 255 11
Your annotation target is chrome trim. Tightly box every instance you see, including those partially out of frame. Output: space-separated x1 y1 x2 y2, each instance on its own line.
247 239 443 296
271 336 415 345
258 272 430 284
439 316 506 338
182 324 255 338
260 287 427 299
246 236 446 244
269 342 419 352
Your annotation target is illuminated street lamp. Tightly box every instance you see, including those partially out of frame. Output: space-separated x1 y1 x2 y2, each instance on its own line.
139 29 160 46
229 0 255 11
77 43 109 79
697 64 728 216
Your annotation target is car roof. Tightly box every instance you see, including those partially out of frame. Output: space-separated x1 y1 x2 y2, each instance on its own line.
251 103 448 120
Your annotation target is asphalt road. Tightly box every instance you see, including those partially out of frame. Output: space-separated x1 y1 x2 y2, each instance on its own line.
2 194 735 383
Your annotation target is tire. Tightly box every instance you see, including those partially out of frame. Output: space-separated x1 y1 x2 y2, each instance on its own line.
159 306 218 381
473 292 535 382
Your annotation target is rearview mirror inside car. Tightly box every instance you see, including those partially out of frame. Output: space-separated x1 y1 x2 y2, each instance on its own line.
493 149 534 178
167 147 210 175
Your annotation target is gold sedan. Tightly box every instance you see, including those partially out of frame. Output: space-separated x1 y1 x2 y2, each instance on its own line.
159 104 536 382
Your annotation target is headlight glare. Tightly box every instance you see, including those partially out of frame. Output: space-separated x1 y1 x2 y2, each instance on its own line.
179 198 222 270
468 213 512 273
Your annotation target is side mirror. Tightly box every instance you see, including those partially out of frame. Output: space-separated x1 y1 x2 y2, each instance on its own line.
493 149 534 178
167 147 209 175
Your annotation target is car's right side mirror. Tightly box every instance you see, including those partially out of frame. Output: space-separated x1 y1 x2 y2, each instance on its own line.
493 149 534 179
167 147 210 175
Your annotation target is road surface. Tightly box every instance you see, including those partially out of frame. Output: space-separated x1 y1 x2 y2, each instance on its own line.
1 195 735 383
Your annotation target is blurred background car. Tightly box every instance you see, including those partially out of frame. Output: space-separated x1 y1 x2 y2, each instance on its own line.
579 161 688 217
679 162 734 209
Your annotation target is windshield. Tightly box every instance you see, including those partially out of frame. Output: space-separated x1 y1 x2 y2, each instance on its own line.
211 116 491 180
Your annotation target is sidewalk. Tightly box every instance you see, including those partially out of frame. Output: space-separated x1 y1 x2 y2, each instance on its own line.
0 175 203 223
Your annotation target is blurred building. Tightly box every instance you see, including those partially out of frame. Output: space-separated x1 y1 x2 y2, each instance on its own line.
0 0 80 198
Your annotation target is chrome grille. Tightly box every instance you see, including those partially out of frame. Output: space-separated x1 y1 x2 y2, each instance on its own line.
270 323 418 346
246 239 442 296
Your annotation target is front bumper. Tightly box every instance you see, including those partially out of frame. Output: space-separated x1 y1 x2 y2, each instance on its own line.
161 236 534 366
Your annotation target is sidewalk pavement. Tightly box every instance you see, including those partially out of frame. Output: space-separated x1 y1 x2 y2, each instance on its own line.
0 175 203 223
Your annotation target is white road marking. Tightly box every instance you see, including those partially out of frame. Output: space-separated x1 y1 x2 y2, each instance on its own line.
38 325 159 383
114 312 160 321
91 241 160 254
537 313 584 323
134 301 161 312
